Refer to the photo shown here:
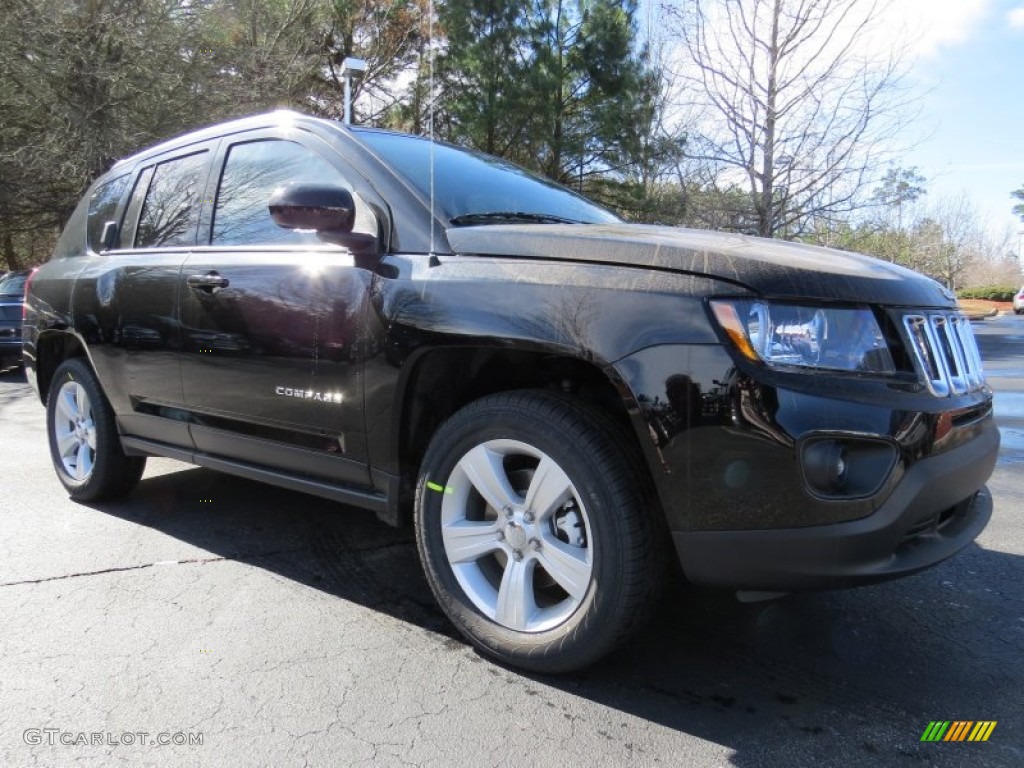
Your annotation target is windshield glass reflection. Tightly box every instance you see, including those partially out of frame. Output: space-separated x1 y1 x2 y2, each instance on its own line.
354 129 620 226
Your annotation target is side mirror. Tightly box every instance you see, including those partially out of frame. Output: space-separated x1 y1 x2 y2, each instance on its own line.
268 182 356 233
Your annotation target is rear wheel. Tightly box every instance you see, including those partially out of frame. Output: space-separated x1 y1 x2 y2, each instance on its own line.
46 358 145 501
415 390 663 672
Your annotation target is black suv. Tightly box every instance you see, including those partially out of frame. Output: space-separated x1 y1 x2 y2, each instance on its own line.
24 112 999 671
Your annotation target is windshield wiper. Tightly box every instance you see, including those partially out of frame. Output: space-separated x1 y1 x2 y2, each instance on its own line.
448 211 583 226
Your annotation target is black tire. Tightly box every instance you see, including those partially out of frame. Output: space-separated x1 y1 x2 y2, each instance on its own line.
46 358 145 501
414 390 664 673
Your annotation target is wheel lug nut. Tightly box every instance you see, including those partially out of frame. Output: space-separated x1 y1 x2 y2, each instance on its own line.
523 511 534 523
496 531 504 541
503 506 513 518
512 550 523 561
529 538 540 551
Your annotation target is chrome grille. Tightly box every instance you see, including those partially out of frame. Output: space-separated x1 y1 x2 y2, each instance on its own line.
902 312 985 396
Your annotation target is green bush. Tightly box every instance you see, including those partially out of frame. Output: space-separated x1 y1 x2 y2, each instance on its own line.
957 285 1019 301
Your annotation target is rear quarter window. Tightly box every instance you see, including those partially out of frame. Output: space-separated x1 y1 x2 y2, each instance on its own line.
52 194 90 260
86 175 130 252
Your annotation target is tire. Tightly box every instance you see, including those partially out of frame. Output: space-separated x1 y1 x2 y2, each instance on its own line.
46 358 145 501
414 390 664 673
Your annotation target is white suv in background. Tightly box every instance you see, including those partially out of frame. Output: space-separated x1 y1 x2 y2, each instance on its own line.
1014 285 1024 315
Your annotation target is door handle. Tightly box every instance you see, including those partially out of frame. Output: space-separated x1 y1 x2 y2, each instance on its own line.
186 272 230 292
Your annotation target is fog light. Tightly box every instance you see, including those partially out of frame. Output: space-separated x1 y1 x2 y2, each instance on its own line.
803 440 848 494
800 436 899 500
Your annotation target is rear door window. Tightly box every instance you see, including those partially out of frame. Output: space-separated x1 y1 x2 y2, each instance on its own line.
118 167 155 250
135 151 208 248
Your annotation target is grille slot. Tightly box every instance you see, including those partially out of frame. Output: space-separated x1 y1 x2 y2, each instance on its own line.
902 312 985 397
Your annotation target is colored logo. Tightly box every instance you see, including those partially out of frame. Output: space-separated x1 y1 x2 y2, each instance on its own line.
920 721 996 742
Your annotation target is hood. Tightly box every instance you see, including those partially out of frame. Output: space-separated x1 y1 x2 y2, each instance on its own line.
445 223 953 307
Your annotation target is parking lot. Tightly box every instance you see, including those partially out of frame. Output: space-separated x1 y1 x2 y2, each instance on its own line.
1 314 1022 768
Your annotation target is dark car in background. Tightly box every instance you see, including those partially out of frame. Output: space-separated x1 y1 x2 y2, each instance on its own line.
22 112 999 672
0 269 30 369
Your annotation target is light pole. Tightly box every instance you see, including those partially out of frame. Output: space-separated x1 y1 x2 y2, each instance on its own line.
341 57 367 125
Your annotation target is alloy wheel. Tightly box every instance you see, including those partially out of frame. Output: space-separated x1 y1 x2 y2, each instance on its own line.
52 380 97 481
439 439 594 633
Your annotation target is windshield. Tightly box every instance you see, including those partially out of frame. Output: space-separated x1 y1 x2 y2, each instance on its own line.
354 129 620 226
0 273 27 297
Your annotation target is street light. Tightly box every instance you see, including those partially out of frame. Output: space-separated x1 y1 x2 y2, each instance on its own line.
341 57 367 125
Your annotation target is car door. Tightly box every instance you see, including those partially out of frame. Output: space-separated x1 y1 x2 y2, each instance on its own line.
71 145 215 448
178 131 376 487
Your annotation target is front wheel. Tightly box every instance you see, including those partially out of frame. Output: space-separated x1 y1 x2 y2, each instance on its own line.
46 358 145 501
415 391 663 673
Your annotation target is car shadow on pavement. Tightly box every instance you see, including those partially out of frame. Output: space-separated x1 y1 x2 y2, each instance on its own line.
0 363 27 381
89 466 1024 766
90 465 450 634
0 364 32 406
542 561 1024 765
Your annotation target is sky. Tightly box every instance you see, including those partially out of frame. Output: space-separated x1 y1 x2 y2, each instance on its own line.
646 0 1024 257
889 0 1024 253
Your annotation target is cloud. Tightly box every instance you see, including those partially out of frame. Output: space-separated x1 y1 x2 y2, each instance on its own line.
1008 6 1024 29
871 0 993 58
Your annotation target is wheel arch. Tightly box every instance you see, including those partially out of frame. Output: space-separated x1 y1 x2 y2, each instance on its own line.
33 330 91 406
389 344 656 526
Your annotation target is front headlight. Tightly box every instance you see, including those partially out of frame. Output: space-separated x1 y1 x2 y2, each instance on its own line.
710 299 895 373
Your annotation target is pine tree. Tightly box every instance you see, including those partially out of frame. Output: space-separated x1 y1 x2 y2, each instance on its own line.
439 0 659 193
1012 185 1024 221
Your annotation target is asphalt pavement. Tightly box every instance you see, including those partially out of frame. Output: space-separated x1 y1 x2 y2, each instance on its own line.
1 314 1022 768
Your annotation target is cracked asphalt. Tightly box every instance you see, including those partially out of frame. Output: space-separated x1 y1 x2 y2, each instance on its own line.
1 314 1022 768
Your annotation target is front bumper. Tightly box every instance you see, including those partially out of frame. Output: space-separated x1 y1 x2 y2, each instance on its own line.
672 418 999 590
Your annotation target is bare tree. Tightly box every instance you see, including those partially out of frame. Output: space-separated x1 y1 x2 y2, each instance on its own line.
915 195 984 291
669 0 912 238
960 223 1024 288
